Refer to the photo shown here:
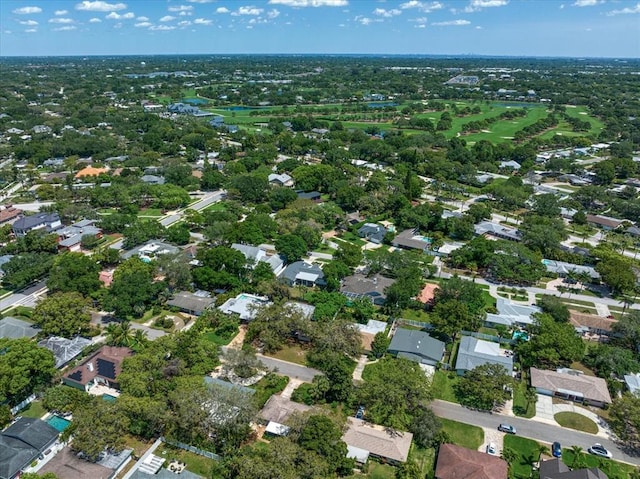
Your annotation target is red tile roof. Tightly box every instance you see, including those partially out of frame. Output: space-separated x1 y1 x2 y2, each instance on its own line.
436 444 508 479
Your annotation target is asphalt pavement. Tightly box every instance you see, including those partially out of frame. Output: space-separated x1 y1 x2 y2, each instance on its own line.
0 280 47 312
431 399 640 466
255 354 322 382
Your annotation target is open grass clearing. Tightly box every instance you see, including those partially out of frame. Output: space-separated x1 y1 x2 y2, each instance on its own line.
512 377 536 418
432 370 460 403
554 412 598 434
264 343 308 365
561 450 635 479
18 400 47 419
440 418 483 450
156 444 216 478
503 435 541 479
203 329 237 346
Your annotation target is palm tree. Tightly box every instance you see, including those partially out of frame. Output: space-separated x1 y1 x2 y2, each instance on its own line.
569 445 584 468
132 329 148 348
501 447 519 474
106 321 133 347
537 444 550 462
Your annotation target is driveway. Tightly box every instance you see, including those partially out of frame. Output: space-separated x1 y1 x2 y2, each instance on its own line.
534 394 556 424
481 427 505 456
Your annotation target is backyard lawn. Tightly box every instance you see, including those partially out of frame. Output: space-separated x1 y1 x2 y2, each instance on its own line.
18 400 46 419
265 344 308 365
440 418 483 450
553 412 598 434
156 445 216 478
203 330 238 346
561 449 636 479
432 370 460 403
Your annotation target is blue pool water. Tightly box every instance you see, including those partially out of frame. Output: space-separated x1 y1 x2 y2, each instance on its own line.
46 415 71 432
183 98 208 105
102 394 117 402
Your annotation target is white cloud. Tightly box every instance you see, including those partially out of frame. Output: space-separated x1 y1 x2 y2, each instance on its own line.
400 1 442 12
49 17 74 23
475 25 482 28
231 6 264 15
54 10 69 15
373 8 401 17
415 23 425 28
54 25 77 31
573 0 602 6
169 5 193 12
160 15 176 21
607 2 640 14
268 0 348 6
194 17 213 24
89 17 102 22
12 6 43 14
410 16 428 24
149 24 175 30
19 20 39 26
76 1 126 12
432 19 471 25
216 7 230 13
464 0 508 12
137 16 149 21
267 8 280 18
106 11 134 19
179 11 191 16
355 15 381 25
135 21 152 27
25 28 37 32
178 20 192 26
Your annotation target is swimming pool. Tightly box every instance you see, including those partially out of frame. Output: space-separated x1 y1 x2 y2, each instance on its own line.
102 394 117 402
46 415 71 432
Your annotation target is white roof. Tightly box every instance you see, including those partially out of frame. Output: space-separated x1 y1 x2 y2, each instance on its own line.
347 445 370 463
265 421 290 436
474 340 501 356
296 272 319 282
355 319 387 336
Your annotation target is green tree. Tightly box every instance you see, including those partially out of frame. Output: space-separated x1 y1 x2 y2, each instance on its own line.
455 363 513 412
609 393 640 451
42 384 91 413
370 331 390 359
516 314 584 369
613 311 640 351
298 415 353 476
104 257 161 318
537 295 570 322
33 292 92 337
275 234 308 263
410 405 441 448
2 252 54 290
0 338 56 405
596 256 636 295
166 223 191 245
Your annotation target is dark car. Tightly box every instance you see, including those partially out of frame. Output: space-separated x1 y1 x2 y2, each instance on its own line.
552 442 562 458
498 424 516 434
588 444 612 459
355 405 365 420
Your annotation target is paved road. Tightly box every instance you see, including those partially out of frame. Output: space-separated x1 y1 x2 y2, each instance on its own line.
159 190 226 227
0 280 48 312
431 400 640 466
255 354 322 382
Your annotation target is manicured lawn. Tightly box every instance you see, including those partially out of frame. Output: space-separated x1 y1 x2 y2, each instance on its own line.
202 202 227 212
409 444 436 477
432 370 460 403
554 412 598 434
19 400 47 419
503 435 541 479
481 290 497 310
440 418 483 450
138 208 164 217
203 330 237 346
156 445 216 478
561 450 635 479
367 462 397 479
250 373 289 408
512 380 536 418
400 308 431 322
265 344 307 365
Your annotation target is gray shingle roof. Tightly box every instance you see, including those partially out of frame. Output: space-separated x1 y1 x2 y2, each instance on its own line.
387 329 445 364
281 261 325 286
0 317 39 339
166 291 215 315
0 418 59 479
455 336 513 373
38 336 92 368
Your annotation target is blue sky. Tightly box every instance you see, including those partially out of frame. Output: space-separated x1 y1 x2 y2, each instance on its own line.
1 0 639 57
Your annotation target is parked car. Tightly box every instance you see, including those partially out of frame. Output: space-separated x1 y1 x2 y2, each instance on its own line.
588 444 612 459
355 405 365 419
498 423 516 434
486 443 497 455
552 442 562 458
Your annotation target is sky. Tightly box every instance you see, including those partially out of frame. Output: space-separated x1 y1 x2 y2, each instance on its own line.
0 0 639 58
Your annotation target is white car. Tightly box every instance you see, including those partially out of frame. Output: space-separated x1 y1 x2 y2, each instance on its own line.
588 444 612 459
486 442 497 455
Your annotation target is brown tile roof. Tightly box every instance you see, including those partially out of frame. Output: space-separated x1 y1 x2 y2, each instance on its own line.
417 283 439 304
530 367 612 404
74 166 108 178
585 214 623 229
435 443 508 479
63 346 133 387
260 395 312 424
342 418 413 463
569 311 617 333
0 206 22 224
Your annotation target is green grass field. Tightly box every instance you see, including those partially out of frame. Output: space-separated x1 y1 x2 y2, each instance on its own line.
440 418 483 450
553 412 598 434
503 435 541 479
561 449 635 479
265 344 307 365
432 370 460 403
19 400 47 419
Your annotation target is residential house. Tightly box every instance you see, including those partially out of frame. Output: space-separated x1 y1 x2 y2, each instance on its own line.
0 317 39 339
340 273 395 306
0 255 13 278
474 221 521 241
455 336 514 376
387 329 445 366
542 259 599 280
539 457 608 479
218 293 271 322
624 373 640 396
355 319 388 352
0 206 22 226
435 443 508 479
166 291 215 316
569 311 618 339
204 377 255 396
56 219 102 252
626 226 640 238
342 417 413 465
284 301 316 320
485 296 540 329
392 229 433 252
530 367 612 408
585 214 623 231
122 240 179 261
209 115 225 128
357 223 387 244
268 173 294 187
499 160 521 171
12 212 62 237
281 261 326 288
260 395 313 438
39 446 132 479
0 418 60 479
231 243 285 275
32 125 52 135
63 346 133 392
99 269 114 287
140 174 166 185
74 166 108 179
417 283 439 305
167 103 214 117
38 336 92 369
296 190 322 202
